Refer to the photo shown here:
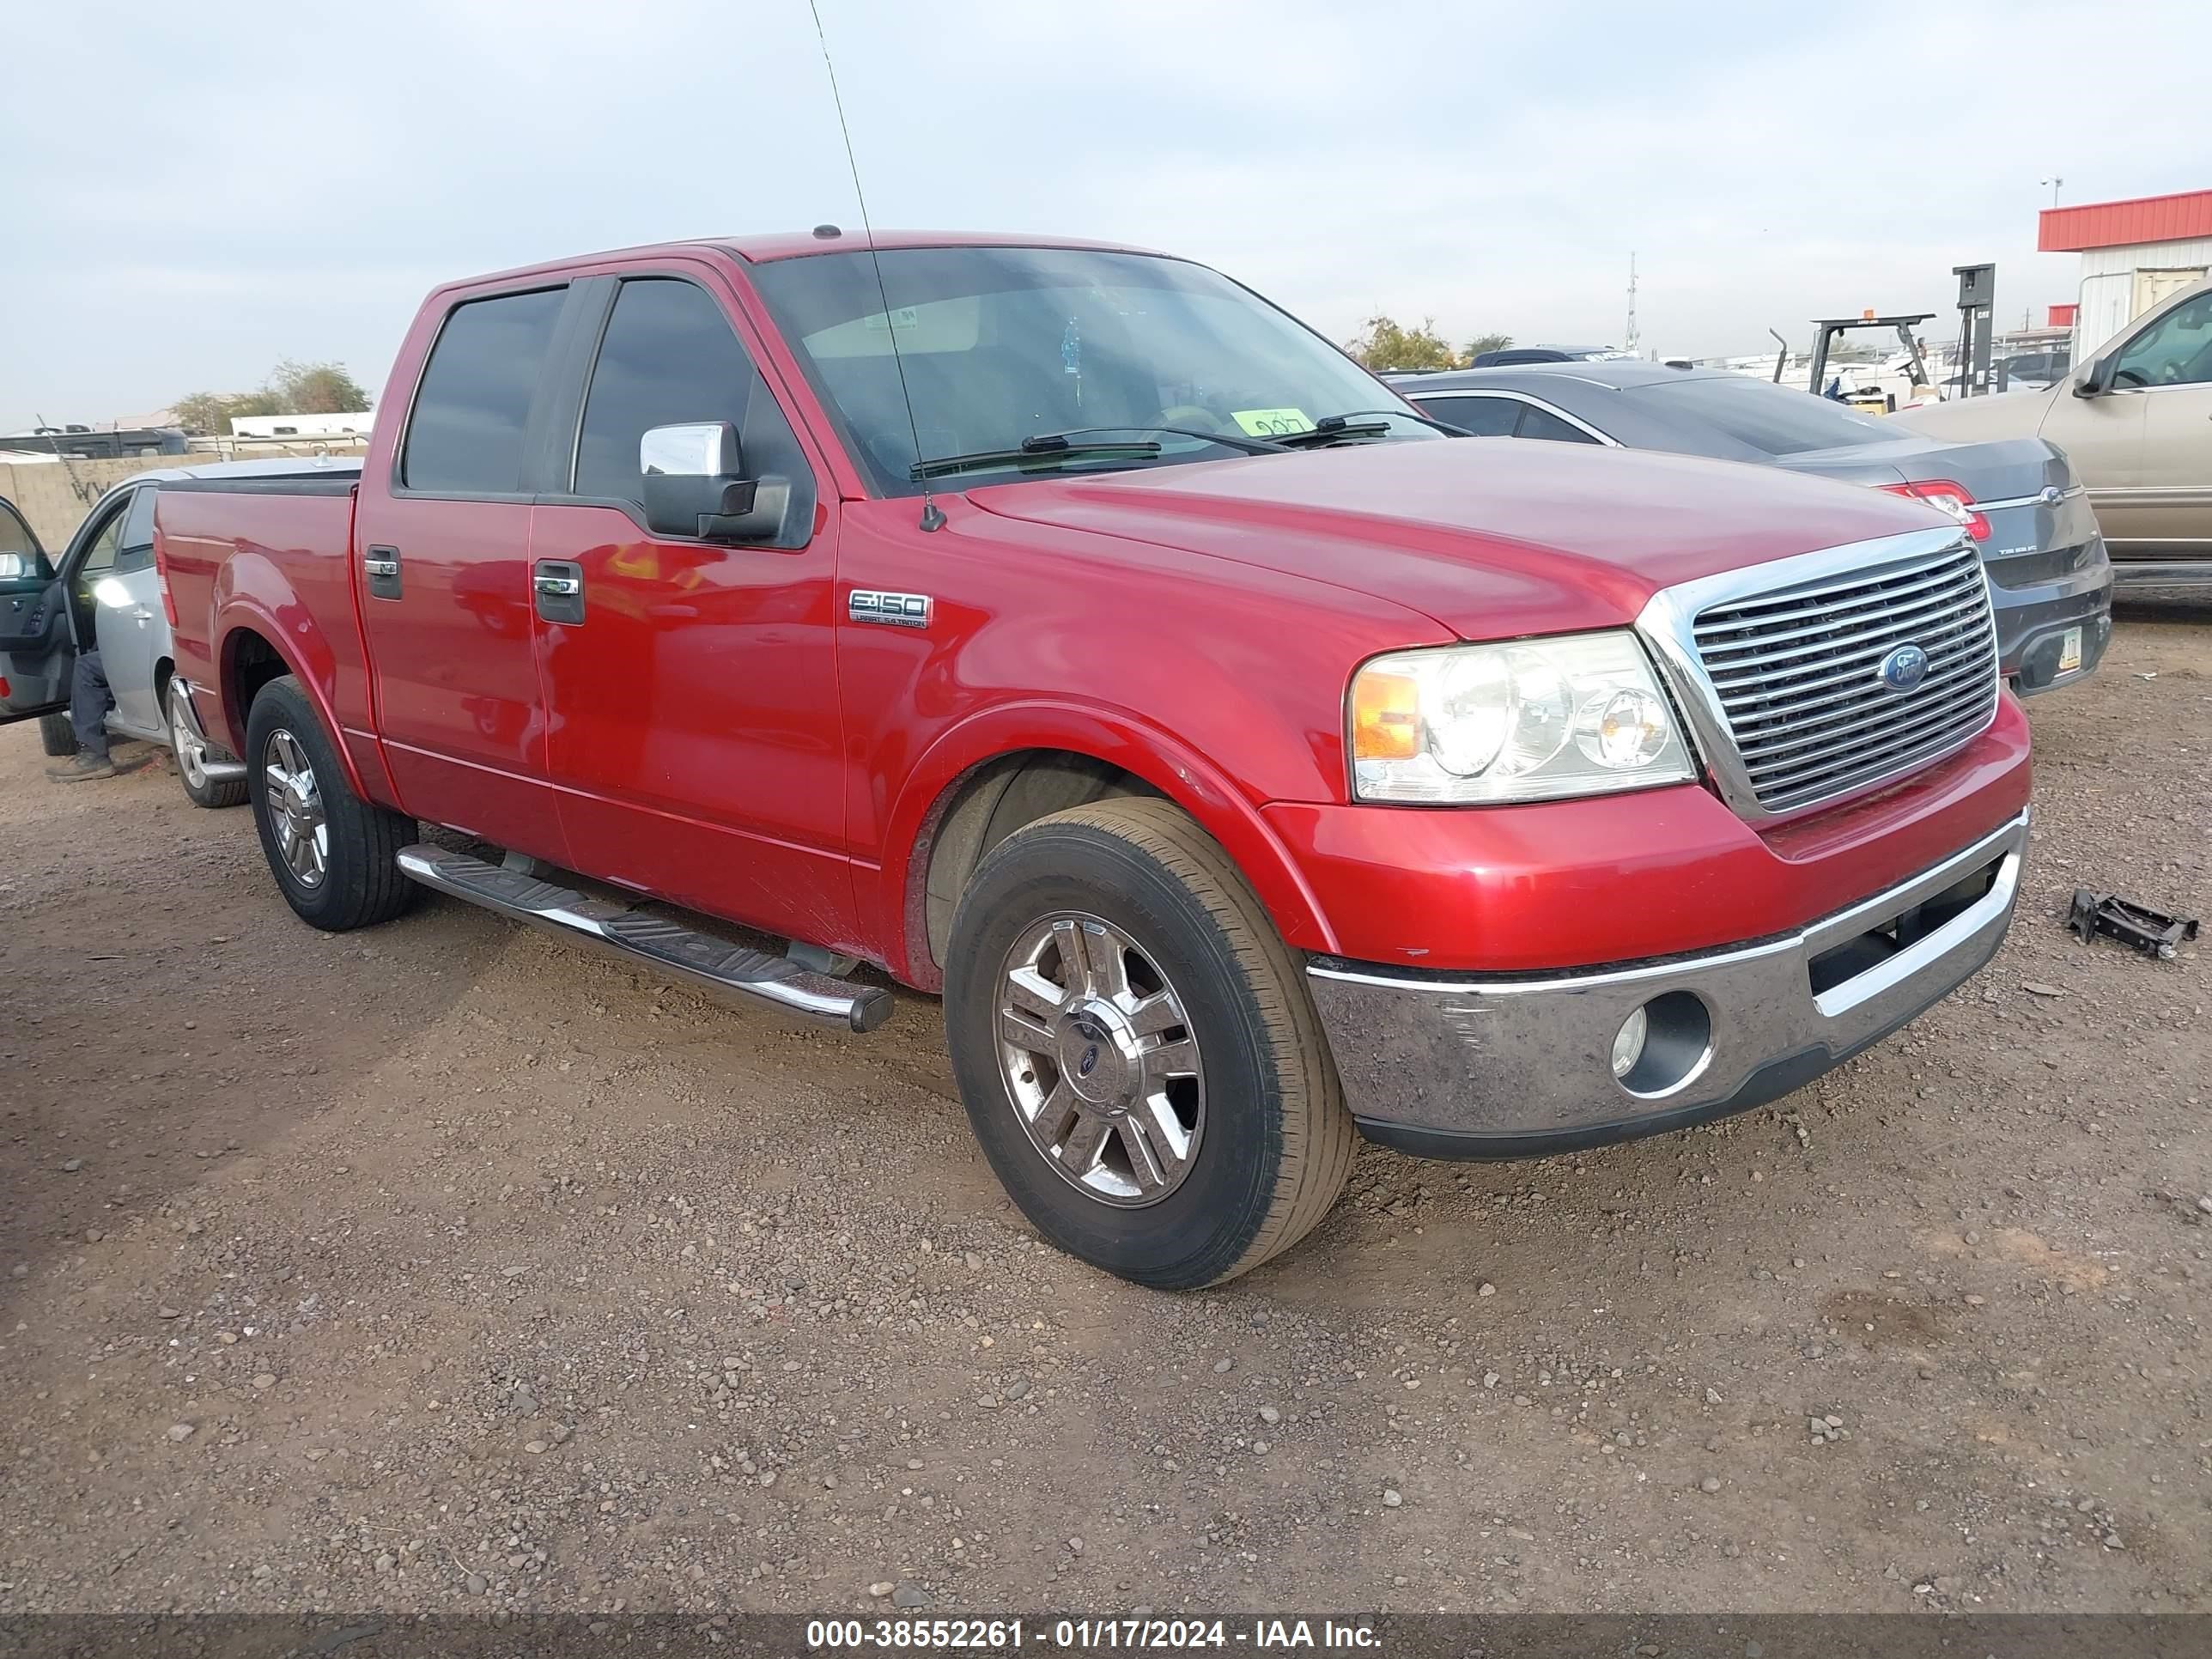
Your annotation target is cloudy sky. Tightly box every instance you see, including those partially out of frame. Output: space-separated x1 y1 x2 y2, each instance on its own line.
4 0 2207 430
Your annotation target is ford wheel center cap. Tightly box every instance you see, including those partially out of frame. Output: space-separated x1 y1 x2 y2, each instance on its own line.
1878 643 1930 691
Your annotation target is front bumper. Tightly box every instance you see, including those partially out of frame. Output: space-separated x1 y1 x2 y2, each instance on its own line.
1308 809 2027 1158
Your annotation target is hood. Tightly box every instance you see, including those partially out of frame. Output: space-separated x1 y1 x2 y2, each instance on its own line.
966 439 1957 639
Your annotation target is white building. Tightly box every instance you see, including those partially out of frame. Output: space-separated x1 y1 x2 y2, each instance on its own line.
228 410 374 440
2041 188 2212 356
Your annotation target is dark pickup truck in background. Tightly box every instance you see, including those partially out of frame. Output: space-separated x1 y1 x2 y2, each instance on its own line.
137 231 2031 1287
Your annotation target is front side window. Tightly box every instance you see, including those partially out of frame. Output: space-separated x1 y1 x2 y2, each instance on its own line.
401 287 567 494
79 501 126 574
574 279 756 501
115 487 159 573
751 246 1438 495
2112 293 2212 389
0 501 36 561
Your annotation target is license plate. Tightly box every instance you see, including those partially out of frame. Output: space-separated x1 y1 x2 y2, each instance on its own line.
2058 626 2083 674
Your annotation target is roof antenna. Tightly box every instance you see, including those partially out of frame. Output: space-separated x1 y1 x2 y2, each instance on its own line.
807 0 945 532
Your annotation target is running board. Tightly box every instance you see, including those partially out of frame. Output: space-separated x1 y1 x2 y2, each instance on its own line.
395 844 892 1034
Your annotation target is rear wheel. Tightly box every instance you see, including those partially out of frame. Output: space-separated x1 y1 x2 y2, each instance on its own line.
168 680 247 809
943 797 1355 1289
246 675 416 931
38 713 76 757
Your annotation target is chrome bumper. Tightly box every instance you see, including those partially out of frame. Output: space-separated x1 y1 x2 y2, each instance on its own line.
1307 811 2028 1158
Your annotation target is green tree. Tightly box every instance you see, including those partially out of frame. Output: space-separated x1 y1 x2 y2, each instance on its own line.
267 359 371 415
1344 313 1461 373
171 360 370 434
1463 331 1513 361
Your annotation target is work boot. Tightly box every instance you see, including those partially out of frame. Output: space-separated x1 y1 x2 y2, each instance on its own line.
46 752 118 783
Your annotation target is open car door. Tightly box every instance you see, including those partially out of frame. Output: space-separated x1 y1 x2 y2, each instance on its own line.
0 495 74 725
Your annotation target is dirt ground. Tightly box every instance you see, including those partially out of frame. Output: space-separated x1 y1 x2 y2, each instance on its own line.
1 604 2206 1620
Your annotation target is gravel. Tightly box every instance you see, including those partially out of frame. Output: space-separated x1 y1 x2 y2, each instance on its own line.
0 605 2205 1618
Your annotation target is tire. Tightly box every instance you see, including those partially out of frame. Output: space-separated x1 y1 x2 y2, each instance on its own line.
167 679 247 809
38 712 76 757
943 797 1355 1289
245 674 416 931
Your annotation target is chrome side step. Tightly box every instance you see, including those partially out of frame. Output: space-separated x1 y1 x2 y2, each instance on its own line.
395 844 892 1034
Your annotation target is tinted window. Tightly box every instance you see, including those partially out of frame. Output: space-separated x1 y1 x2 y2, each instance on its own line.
575 279 756 501
115 487 158 572
401 287 566 493
1622 374 1890 456
1516 404 1601 443
1418 395 1520 437
2112 292 2212 388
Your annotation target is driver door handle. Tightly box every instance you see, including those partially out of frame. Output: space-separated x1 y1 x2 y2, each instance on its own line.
533 559 585 626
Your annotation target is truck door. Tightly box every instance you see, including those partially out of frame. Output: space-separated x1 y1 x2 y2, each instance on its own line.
352 283 576 863
526 270 854 947
0 495 71 725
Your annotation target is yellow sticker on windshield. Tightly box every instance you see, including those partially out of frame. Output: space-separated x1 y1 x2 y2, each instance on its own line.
1231 407 1316 438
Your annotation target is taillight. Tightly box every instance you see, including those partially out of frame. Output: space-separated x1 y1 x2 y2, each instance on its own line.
1881 478 1989 541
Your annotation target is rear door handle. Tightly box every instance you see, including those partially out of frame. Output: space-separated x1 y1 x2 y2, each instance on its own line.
363 545 402 600
533 559 585 625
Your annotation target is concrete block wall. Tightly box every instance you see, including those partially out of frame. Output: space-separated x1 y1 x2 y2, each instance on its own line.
0 446 368 549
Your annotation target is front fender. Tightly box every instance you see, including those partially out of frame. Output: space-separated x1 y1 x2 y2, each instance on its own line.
878 699 1341 990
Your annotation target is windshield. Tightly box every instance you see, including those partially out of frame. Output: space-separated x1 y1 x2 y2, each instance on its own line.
750 246 1437 495
1623 373 1893 456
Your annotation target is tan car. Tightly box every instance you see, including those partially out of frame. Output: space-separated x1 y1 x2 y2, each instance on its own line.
1900 275 2212 587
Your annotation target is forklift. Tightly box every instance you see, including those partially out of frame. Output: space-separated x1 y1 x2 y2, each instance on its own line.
1774 312 1936 414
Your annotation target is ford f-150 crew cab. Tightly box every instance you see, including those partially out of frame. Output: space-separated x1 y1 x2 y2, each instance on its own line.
145 232 2033 1288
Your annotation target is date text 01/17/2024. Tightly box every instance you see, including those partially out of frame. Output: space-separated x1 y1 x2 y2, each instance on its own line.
804 1617 1382 1649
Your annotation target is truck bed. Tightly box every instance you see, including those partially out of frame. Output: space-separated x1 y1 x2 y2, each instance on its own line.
155 477 365 760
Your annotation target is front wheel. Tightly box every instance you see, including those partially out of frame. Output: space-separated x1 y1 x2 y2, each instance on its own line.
943 798 1355 1289
169 680 247 809
246 675 416 931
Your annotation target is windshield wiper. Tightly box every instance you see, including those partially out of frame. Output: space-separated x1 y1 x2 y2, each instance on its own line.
1270 408 1464 447
1038 424 1291 455
911 439 1159 481
909 422 1290 482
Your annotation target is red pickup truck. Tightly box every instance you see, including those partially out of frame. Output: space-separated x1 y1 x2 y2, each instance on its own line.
150 232 2032 1288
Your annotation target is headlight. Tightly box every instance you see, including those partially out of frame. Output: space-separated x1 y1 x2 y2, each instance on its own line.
1349 630 1695 804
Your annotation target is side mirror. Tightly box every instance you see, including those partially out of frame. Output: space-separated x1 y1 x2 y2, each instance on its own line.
2074 356 2116 398
0 550 51 584
638 421 793 543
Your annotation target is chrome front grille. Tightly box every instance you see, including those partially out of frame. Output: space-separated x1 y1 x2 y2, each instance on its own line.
1684 538 1999 816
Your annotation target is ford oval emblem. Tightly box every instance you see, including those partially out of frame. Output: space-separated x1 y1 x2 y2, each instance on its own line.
1077 1044 1100 1079
1878 643 1930 692
2038 485 2063 506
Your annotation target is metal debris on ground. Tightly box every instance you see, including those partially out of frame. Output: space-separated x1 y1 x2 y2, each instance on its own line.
2067 889 2200 961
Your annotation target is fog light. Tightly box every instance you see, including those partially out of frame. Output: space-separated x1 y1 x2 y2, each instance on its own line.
1610 1007 1649 1079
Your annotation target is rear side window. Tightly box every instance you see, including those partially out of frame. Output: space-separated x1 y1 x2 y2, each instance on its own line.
401 287 566 493
574 279 755 501
1419 395 1519 437
1516 404 1601 444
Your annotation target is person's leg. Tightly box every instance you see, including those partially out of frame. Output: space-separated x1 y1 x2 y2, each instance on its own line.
51 649 118 781
70 649 112 762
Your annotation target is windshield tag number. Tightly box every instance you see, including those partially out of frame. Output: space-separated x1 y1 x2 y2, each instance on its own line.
1232 407 1316 437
